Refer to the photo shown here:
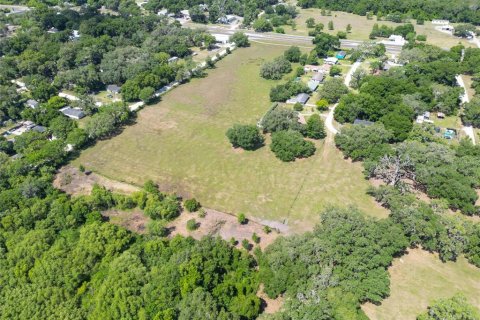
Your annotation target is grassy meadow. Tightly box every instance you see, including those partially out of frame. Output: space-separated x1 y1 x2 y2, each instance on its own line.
287 9 473 49
75 43 388 230
362 249 480 320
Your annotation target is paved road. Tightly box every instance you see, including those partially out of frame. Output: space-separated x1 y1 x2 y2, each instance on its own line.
202 25 403 54
325 61 362 135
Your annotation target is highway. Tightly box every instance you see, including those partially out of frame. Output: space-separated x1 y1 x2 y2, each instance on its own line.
199 25 403 54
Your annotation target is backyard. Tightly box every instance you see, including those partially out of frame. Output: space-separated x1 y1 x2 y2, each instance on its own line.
75 42 387 231
362 248 480 320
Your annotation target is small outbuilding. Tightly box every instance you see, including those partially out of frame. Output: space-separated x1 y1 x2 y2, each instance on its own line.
167 56 179 64
107 84 121 94
336 51 347 60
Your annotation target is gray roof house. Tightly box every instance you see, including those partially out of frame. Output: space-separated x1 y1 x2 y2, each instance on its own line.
295 93 310 105
312 73 325 82
32 125 47 133
107 84 121 94
60 107 85 120
353 119 374 126
26 99 39 109
307 80 319 91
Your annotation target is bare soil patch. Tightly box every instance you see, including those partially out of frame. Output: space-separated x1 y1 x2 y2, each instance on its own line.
54 165 140 196
167 208 288 250
103 208 148 234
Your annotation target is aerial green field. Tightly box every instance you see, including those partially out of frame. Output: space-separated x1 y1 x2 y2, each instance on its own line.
75 43 388 229
362 249 480 320
287 9 473 49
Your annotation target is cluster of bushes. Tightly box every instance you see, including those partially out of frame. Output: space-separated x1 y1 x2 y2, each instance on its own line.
226 107 326 161
253 4 297 32
260 56 292 80
369 23 415 39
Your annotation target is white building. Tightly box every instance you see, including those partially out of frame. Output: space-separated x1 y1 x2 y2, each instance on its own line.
432 19 450 25
212 33 229 44
324 57 338 65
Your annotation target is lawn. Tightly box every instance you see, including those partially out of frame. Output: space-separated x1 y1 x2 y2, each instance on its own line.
75 42 387 231
287 9 473 49
362 249 480 320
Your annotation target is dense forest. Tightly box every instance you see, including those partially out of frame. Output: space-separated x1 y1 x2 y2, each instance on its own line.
297 0 480 24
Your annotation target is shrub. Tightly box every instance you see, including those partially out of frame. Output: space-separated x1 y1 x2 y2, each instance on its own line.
260 56 292 80
186 218 198 231
329 65 342 76
270 130 316 161
293 102 303 111
147 220 169 237
337 31 347 39
252 232 260 244
284 46 302 62
226 124 264 150
230 237 238 245
79 164 85 172
263 225 272 233
238 213 247 224
316 99 329 111
275 27 285 34
416 34 427 41
242 238 251 250
184 198 201 212
306 114 326 139
229 32 249 47
198 208 206 218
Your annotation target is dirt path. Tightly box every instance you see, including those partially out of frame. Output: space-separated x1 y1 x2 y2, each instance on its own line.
325 61 361 135
456 75 476 145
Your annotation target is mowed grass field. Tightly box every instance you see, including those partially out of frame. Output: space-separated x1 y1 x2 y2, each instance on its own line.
75 43 387 229
287 9 474 49
362 249 480 320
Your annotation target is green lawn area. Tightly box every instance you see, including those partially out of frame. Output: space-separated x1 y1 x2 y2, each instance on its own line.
75 43 387 231
287 9 473 49
362 249 480 320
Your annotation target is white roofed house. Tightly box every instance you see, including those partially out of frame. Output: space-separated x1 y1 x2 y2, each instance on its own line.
180 9 190 19
213 33 230 44
324 57 338 65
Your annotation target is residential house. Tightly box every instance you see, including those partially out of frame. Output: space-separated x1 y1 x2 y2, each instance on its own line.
382 35 407 46
311 73 325 82
432 19 450 25
157 9 168 16
107 84 121 94
324 57 338 65
47 27 59 34
213 33 229 44
307 80 319 91
218 15 237 24
26 99 39 109
304 64 322 72
437 112 445 119
60 106 85 120
353 119 374 126
294 93 310 105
